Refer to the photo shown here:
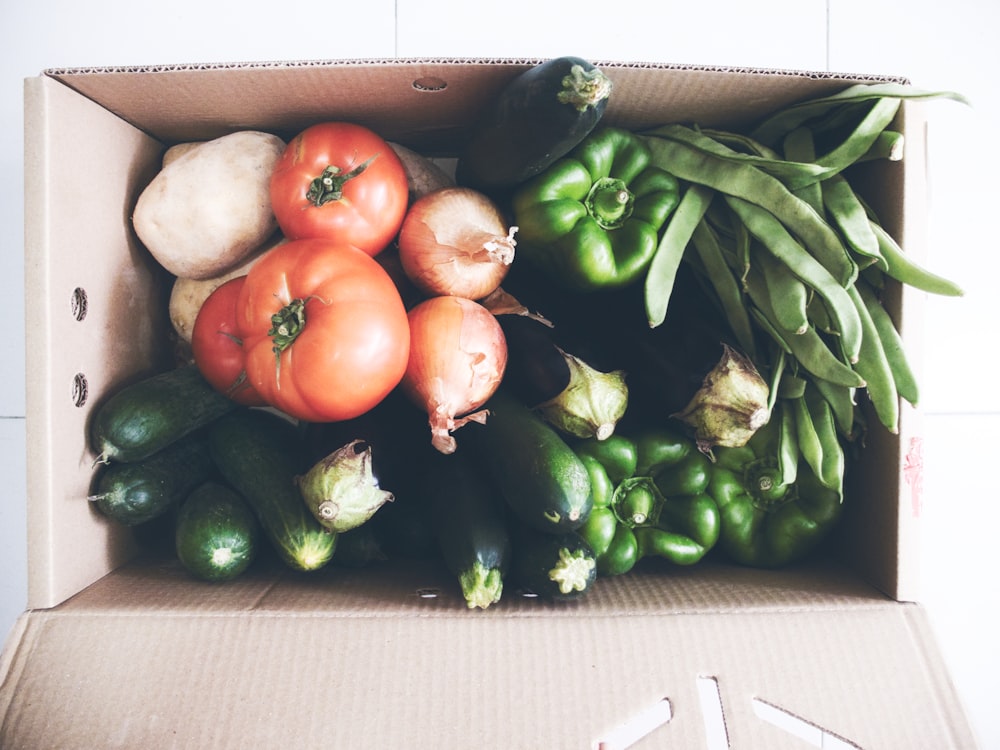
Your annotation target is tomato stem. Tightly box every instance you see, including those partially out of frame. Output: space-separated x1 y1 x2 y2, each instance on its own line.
306 154 379 207
268 298 308 375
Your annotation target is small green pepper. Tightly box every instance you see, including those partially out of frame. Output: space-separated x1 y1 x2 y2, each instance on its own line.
575 427 720 576
710 411 842 568
511 127 681 291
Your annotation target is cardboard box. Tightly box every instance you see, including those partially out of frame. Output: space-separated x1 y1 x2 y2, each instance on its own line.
2 59 978 748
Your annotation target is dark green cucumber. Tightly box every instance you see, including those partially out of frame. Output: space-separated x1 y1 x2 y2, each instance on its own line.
208 409 336 572
422 449 511 610
90 364 239 464
466 389 592 533
175 481 259 582
89 429 215 526
511 525 597 601
456 56 612 192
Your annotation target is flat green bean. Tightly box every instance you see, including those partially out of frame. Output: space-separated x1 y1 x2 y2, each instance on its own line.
805 385 845 494
725 195 862 362
792 393 825 488
645 183 714 327
811 377 858 438
856 279 919 406
782 126 823 212
776 370 807 400
744 265 865 388
696 128 783 159
643 135 859 287
847 284 899 433
856 130 904 163
767 348 788 413
690 218 757 357
777 401 799 487
643 123 827 189
750 83 969 147
806 294 835 334
753 243 810 335
813 97 901 175
822 174 885 269
871 221 964 296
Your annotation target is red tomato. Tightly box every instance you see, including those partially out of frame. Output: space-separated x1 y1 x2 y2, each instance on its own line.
269 122 409 256
236 238 411 422
191 276 267 406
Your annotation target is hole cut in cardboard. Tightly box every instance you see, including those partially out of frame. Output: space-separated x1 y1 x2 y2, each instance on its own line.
412 76 447 92
594 697 672 750
752 698 862 749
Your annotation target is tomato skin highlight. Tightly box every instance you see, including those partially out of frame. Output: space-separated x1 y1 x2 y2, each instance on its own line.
236 238 411 422
269 122 409 256
191 276 267 406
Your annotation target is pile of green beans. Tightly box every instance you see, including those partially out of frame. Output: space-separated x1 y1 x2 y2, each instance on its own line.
638 82 967 495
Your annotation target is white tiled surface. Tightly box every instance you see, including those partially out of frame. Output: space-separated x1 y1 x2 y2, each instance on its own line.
2 1 997 746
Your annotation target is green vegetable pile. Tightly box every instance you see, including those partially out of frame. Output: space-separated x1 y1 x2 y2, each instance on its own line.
85 57 967 609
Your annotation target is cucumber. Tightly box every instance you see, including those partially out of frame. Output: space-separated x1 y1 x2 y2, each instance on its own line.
89 429 215 526
90 364 239 464
175 481 259 581
465 388 592 534
422 449 511 610
511 525 598 601
456 56 612 192
208 408 336 572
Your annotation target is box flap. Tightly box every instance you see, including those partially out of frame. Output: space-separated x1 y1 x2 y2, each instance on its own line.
0 559 976 749
23 75 173 610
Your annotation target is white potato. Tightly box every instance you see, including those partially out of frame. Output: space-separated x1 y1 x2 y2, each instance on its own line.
168 233 285 343
133 130 286 279
161 141 204 168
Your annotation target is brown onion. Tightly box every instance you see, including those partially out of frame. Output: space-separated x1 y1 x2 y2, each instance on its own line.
397 186 517 299
401 295 508 454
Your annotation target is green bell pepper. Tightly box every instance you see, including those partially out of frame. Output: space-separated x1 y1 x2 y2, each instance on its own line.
511 126 681 292
710 408 843 568
575 427 720 576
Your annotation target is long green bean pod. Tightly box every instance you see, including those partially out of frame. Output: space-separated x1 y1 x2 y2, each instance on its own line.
643 135 858 287
725 195 862 363
644 182 713 327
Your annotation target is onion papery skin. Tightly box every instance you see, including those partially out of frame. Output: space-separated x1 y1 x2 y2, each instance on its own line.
398 187 517 300
402 295 508 454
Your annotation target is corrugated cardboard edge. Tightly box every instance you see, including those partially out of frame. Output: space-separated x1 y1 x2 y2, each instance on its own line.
40 55 912 82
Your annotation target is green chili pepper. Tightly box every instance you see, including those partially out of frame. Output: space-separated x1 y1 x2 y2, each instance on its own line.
575 427 720 575
511 127 681 292
710 409 842 568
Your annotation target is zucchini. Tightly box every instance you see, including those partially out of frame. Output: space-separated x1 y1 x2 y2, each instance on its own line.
422 449 511 610
89 429 214 526
456 56 612 192
175 481 259 581
90 364 239 464
511 525 598 601
465 388 592 534
208 408 336 572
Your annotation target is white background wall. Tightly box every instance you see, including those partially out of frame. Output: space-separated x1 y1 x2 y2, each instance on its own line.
2 1 997 746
